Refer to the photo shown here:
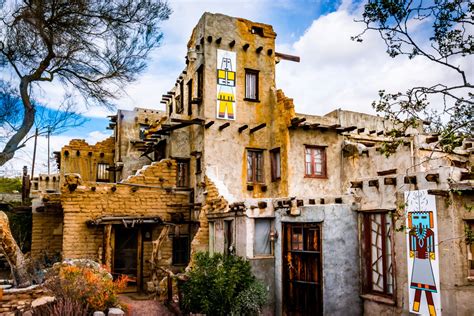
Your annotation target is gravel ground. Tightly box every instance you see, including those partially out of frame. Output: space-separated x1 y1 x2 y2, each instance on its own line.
118 294 175 316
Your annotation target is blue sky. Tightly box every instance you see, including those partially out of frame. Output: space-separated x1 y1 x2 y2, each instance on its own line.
1 0 470 175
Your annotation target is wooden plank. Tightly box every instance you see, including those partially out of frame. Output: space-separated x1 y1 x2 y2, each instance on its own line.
377 168 397 176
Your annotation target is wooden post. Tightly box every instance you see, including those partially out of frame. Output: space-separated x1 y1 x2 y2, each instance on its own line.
137 228 143 291
31 128 38 180
104 225 113 269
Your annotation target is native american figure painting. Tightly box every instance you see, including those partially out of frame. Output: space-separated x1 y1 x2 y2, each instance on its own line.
216 49 236 120
405 190 441 316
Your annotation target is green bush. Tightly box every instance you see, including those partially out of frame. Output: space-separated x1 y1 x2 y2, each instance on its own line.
180 252 267 315
0 177 21 193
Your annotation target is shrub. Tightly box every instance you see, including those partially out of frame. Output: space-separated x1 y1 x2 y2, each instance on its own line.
180 252 267 315
32 296 89 316
45 261 128 312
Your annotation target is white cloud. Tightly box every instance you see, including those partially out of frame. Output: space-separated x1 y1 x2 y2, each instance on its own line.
275 2 472 116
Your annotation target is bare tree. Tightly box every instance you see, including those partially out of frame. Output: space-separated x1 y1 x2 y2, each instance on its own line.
0 0 171 287
0 0 171 166
353 0 473 152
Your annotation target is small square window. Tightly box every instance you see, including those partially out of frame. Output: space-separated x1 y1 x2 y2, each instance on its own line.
96 163 110 182
139 124 149 140
304 146 327 178
245 69 259 101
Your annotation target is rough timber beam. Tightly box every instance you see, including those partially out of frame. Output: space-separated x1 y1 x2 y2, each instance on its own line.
250 123 267 134
238 125 248 133
205 121 215 129
275 52 300 62
219 122 230 131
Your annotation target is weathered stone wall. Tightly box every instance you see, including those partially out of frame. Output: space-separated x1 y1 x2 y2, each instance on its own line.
114 108 167 180
0 285 48 315
60 138 115 184
30 209 63 260
60 159 189 269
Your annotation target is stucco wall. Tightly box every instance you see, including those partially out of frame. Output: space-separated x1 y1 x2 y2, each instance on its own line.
274 204 361 316
115 108 167 180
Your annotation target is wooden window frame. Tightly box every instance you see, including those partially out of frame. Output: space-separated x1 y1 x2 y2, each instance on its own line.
172 235 189 266
187 79 193 115
176 159 190 187
96 162 110 182
197 65 204 99
244 68 259 102
176 81 184 114
247 149 264 184
466 220 474 279
195 156 202 174
270 147 281 182
361 212 395 298
304 145 327 179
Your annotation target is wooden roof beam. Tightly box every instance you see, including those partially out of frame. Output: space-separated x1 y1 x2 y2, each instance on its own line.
275 52 300 62
250 123 267 134
219 122 230 131
238 125 248 133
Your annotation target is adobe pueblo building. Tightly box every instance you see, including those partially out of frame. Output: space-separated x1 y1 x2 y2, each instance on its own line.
31 13 473 315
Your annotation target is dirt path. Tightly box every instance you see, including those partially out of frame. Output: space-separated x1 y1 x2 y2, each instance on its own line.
118 294 175 316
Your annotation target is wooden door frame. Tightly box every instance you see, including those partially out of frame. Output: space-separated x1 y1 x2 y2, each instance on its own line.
282 222 323 315
108 225 144 292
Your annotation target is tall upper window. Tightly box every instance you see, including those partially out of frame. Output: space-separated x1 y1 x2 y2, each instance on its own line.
305 146 326 178
197 65 204 99
362 212 394 297
176 160 189 187
270 148 281 182
245 69 259 101
176 81 184 114
96 163 110 182
466 221 474 278
247 149 264 183
187 79 193 115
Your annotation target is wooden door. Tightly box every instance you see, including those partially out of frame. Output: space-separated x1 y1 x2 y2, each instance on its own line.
113 226 138 281
283 223 323 315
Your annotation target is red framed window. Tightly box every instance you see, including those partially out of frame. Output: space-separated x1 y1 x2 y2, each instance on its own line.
304 146 327 178
362 212 394 297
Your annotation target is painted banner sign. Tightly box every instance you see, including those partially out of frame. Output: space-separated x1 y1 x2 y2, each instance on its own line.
216 49 236 120
405 190 441 316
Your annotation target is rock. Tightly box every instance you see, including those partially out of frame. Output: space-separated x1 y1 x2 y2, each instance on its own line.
31 296 55 308
108 307 125 315
93 312 106 316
